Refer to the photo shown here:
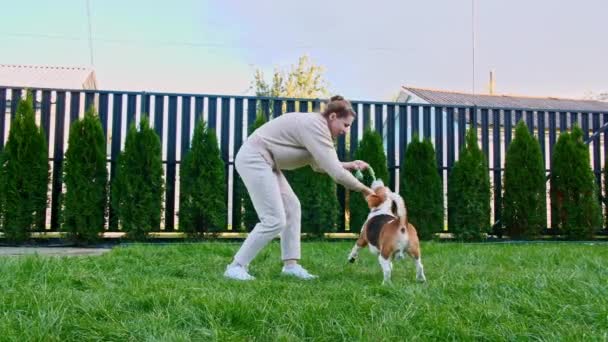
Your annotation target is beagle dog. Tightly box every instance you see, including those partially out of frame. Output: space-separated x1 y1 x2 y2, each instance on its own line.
348 180 426 284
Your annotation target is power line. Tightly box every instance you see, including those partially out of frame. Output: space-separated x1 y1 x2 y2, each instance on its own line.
0 31 413 53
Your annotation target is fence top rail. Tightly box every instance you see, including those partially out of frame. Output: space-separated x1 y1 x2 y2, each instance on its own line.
1 85 607 115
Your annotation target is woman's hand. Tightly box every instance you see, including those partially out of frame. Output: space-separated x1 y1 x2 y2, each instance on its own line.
342 160 370 171
362 187 374 198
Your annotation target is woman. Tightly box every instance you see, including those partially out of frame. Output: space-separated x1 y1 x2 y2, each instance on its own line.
225 95 374 280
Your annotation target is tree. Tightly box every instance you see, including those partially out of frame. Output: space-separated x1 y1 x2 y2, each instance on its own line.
502 121 546 239
349 130 389 233
401 135 443 240
0 93 48 243
62 106 108 244
448 128 491 241
179 120 226 236
111 117 164 240
550 125 601 239
252 55 329 99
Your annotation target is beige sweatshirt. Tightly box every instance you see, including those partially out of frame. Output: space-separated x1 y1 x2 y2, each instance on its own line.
245 112 367 192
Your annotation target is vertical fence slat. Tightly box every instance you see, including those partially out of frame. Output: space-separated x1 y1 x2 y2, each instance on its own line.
247 99 256 135
220 98 230 163
108 93 123 231
350 102 359 159
154 95 164 139
286 100 295 113
374 104 383 136
559 111 567 132
126 94 136 129
504 109 512 149
208 96 218 133
10 88 22 120
434 106 443 173
423 106 431 139
164 96 178 231
0 88 6 151
492 109 502 225
85 91 95 112
273 99 283 117
481 108 489 164
570 112 578 129
592 113 601 198
337 131 346 232
538 111 546 168
70 91 80 124
300 100 309 113
362 103 371 132
41 90 52 146
50 91 66 231
411 105 420 137
470 107 478 130
261 99 270 120
548 112 557 169
194 96 204 127
582 112 589 141
604 113 608 229
232 98 245 231
99 93 109 139
142 93 151 118
387 105 396 189
458 108 466 152
398 105 409 172
221 98 231 230
526 110 534 135
515 110 522 125
180 96 192 157
446 107 455 169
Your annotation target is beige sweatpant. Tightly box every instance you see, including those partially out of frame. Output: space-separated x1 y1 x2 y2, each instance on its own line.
233 143 301 266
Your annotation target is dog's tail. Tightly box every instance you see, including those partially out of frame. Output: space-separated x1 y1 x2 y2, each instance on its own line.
388 192 407 228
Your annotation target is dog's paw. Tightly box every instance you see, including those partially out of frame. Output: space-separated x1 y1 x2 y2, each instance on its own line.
348 257 356 263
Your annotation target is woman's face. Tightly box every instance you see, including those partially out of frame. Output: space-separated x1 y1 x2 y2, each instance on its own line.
326 113 355 139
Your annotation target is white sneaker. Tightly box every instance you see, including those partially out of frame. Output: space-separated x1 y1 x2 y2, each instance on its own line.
224 264 255 281
281 264 318 280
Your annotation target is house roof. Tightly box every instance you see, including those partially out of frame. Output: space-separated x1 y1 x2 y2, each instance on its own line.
401 86 608 113
0 64 97 90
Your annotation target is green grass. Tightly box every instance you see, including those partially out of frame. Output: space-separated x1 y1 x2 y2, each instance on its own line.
0 241 606 341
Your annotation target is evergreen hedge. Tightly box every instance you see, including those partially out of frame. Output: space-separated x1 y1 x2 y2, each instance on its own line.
0 93 49 243
503 121 546 238
62 106 108 244
179 121 226 236
400 135 443 240
550 125 601 239
111 117 163 240
447 128 491 241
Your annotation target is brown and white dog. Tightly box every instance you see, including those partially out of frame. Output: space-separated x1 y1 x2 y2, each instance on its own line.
348 180 426 284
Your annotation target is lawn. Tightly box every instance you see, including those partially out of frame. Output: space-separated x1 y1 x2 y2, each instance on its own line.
0 241 606 341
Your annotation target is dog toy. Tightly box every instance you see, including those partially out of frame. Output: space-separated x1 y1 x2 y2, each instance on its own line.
354 166 376 183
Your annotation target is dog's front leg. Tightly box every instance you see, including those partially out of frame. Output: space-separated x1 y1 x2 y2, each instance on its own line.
348 233 368 263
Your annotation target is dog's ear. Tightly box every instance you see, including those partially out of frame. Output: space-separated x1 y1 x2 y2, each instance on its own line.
366 194 383 208
366 187 387 208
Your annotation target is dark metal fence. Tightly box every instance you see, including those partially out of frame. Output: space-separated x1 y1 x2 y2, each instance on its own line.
1 86 607 233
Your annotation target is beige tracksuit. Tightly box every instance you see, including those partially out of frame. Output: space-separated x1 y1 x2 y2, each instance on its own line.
233 112 367 265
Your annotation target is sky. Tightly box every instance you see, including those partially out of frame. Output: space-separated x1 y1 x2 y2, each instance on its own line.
0 0 607 102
